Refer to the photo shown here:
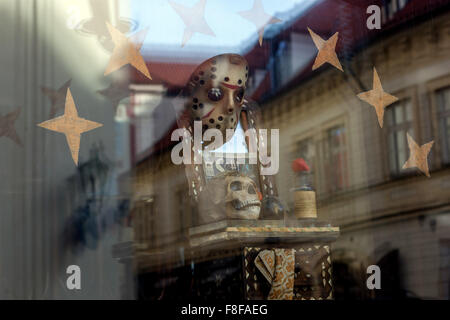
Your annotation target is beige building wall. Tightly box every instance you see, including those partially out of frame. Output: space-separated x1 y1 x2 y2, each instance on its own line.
259 11 450 299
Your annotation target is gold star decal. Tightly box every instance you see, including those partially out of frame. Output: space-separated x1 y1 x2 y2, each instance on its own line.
0 108 22 146
308 27 343 72
41 79 72 117
238 0 281 46
104 22 151 79
97 79 131 113
402 133 434 177
37 88 103 166
357 67 399 128
169 0 215 47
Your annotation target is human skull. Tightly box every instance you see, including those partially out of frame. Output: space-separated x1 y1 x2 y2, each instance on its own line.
224 175 261 219
186 54 249 146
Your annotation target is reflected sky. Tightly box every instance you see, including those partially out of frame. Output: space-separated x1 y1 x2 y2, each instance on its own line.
132 0 318 58
211 120 249 154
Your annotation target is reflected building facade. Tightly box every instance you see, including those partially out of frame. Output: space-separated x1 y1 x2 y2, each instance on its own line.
125 0 450 299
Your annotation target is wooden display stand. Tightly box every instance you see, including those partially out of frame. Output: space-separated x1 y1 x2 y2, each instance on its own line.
189 219 339 300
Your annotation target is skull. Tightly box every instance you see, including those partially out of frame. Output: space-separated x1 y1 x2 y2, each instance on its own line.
224 174 261 219
186 54 249 147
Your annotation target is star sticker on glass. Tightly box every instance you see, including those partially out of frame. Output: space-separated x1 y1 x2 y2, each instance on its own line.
41 79 72 117
308 27 343 72
97 80 131 113
357 67 399 128
0 108 22 146
169 0 215 47
37 88 103 166
238 0 281 46
402 133 434 177
104 22 151 79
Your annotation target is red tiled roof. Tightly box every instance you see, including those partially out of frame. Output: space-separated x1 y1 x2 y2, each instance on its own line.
131 62 197 89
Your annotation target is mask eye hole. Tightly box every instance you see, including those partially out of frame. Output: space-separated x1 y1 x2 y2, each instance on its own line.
230 181 242 191
247 184 256 194
235 88 245 103
208 88 223 102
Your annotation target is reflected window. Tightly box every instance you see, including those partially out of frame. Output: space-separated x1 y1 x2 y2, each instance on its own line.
176 188 198 239
385 99 413 176
130 85 166 161
437 87 450 164
439 240 450 299
134 197 156 247
383 0 412 21
323 126 348 193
